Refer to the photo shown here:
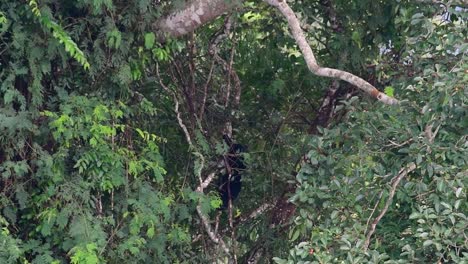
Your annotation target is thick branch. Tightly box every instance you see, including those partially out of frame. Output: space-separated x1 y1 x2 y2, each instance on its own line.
264 0 399 105
155 0 397 105
155 0 241 38
194 170 231 255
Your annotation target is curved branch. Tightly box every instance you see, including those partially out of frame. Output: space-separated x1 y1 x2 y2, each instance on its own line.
264 0 399 105
155 0 398 105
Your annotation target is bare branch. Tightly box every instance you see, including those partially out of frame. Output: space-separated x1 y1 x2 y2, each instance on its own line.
196 172 216 192
364 188 385 236
156 63 193 146
208 15 242 135
155 0 396 105
156 64 230 256
229 43 242 109
175 99 194 147
264 0 399 105
364 123 437 250
209 15 241 110
363 163 417 251
239 202 274 223
199 60 215 119
219 202 274 238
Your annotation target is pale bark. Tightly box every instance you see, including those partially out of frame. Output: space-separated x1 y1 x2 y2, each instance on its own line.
156 64 231 256
154 0 241 38
264 0 399 105
363 124 437 250
156 0 399 105
363 162 417 251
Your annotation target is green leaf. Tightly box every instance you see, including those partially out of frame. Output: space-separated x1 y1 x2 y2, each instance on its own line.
289 229 300 242
422 240 433 247
147 226 155 238
210 196 222 209
384 86 394 97
15 186 28 209
351 31 362 48
144 33 156 49
272 257 288 264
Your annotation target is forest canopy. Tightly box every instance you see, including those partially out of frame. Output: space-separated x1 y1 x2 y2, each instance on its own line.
0 0 467 263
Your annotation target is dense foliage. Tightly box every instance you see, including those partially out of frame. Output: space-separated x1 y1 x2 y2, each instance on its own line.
0 0 466 263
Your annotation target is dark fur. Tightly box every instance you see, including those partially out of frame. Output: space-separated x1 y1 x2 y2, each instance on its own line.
218 135 246 209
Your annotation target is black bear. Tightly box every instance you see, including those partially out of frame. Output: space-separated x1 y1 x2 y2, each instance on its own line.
218 135 246 209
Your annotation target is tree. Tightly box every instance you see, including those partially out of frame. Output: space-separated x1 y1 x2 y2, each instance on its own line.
0 0 466 263
156 0 397 104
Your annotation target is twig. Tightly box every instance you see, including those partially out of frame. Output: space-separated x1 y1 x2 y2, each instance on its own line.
209 14 241 110
227 175 238 263
384 138 413 148
156 63 193 147
363 163 417 251
237 202 274 224
225 37 238 108
218 202 274 240
99 217 124 256
195 204 230 254
195 173 231 256
231 43 242 109
156 63 230 256
364 189 384 235
188 32 197 112
199 60 215 120
174 99 194 148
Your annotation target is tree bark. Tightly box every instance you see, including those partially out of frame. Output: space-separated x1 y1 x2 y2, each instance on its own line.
156 0 398 105
154 0 241 39
264 0 398 105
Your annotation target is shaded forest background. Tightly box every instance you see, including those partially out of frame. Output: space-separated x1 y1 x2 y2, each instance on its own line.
0 0 466 263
